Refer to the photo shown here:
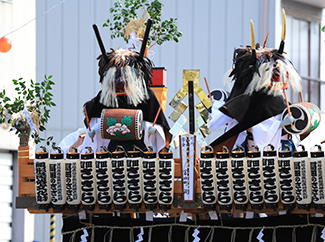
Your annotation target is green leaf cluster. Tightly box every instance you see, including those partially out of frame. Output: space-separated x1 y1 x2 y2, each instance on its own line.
106 117 117 126
121 115 132 126
103 0 182 46
0 76 57 149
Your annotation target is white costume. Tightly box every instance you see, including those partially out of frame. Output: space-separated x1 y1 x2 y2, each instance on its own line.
59 118 166 155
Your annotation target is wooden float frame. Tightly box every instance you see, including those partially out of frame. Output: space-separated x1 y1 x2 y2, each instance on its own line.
16 145 325 216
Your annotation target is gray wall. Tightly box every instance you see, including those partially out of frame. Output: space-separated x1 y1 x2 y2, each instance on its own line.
36 0 278 148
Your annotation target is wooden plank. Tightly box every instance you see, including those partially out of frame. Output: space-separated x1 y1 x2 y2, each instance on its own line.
16 196 38 209
19 182 35 196
19 164 34 180
174 163 181 177
17 195 325 215
18 146 30 196
174 180 201 194
18 146 29 165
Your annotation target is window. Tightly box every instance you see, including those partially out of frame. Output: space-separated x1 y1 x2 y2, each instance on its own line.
286 15 322 107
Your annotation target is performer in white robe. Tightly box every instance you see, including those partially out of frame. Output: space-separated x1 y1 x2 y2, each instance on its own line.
59 30 171 154
208 19 302 153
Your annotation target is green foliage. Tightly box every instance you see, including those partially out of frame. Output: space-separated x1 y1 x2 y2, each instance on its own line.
0 76 57 149
121 115 133 126
106 117 117 126
103 0 182 46
322 26 325 32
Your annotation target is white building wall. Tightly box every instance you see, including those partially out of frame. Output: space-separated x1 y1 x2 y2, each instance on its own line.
31 0 325 241
0 1 36 242
34 2 277 240
0 0 323 241
36 0 278 149
0 0 37 150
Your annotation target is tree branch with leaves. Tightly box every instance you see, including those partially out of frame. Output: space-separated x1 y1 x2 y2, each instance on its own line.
103 0 182 46
0 75 57 148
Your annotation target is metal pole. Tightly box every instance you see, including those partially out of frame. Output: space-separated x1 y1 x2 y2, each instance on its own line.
188 80 195 134
50 214 55 242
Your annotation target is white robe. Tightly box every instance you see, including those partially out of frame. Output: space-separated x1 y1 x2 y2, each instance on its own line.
207 98 300 151
59 118 166 156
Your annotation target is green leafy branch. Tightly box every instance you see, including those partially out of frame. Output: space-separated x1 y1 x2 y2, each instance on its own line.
0 75 57 149
103 0 182 46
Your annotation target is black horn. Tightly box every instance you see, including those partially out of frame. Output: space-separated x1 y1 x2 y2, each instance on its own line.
92 24 109 64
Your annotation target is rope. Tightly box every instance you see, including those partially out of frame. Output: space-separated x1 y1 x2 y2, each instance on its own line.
1 0 68 38
230 228 236 242
69 231 76 242
184 227 190 242
148 227 153 242
109 228 114 242
248 228 254 242
168 224 173 242
202 228 213 242
61 223 325 235
103 228 111 242
272 228 277 242
91 227 95 242
292 227 296 242
310 225 317 242
129 228 134 242
62 222 325 242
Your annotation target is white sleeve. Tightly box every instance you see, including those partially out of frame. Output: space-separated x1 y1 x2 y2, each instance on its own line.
58 128 87 154
207 101 232 130
143 121 166 155
251 114 283 151
78 118 110 153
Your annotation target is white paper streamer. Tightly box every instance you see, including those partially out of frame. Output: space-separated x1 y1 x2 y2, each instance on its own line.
135 227 144 242
78 210 86 220
245 211 254 219
126 31 141 51
321 228 325 242
257 228 264 242
80 228 88 242
146 211 153 221
180 210 188 222
208 211 218 220
192 226 200 242
11 105 38 136
23 105 37 135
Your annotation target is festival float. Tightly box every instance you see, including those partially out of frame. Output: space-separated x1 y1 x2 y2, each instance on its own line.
2 3 325 241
